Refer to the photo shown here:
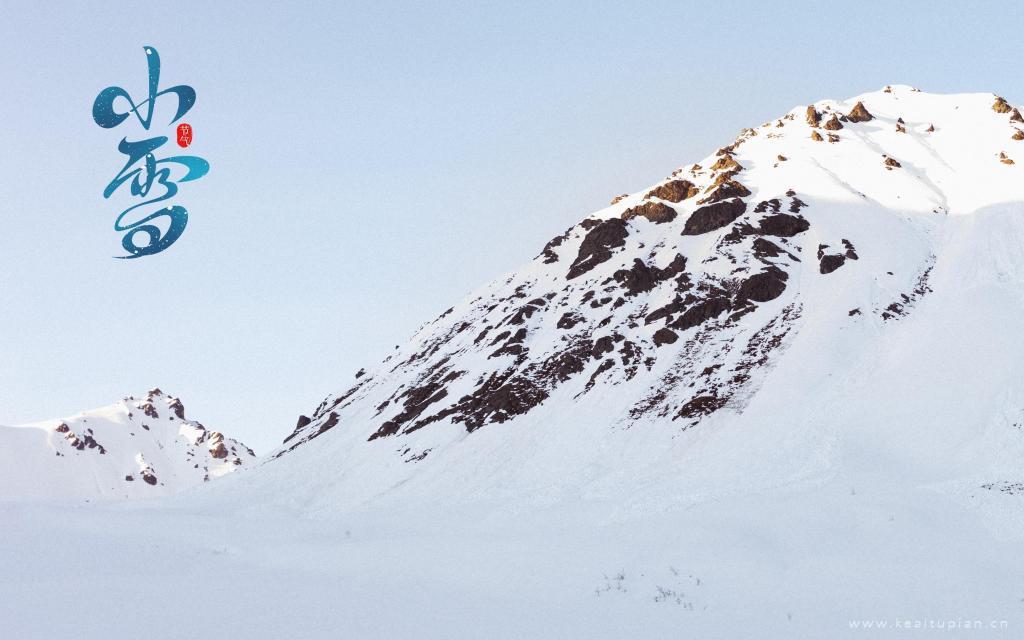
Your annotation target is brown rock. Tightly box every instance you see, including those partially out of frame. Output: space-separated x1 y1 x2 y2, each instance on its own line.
823 114 843 131
1013 129 1024 141
806 105 821 127
896 123 906 133
610 194 629 205
926 124 935 132
846 101 873 122
710 155 741 172
1012 108 1024 123
810 130 824 142
993 96 1013 113
1000 152 1015 165
55 422 70 433
884 156 901 169
621 202 677 224
827 133 840 143
645 179 698 202
210 442 229 459
707 169 741 189
777 154 787 162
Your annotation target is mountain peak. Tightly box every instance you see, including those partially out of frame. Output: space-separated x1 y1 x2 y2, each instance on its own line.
0 391 255 500
262 87 1024 511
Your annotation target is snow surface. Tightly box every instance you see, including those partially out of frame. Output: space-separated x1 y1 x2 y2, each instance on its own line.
4 87 1024 638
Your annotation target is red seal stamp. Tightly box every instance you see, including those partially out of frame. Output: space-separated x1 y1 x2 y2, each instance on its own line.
176 123 193 148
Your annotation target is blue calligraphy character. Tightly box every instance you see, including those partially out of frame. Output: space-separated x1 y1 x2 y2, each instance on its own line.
92 46 208 258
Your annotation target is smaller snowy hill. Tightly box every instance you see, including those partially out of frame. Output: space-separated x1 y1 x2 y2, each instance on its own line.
0 389 255 501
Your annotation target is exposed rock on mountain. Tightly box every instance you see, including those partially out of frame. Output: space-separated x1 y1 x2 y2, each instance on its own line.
805 105 820 127
846 101 874 122
822 114 843 130
621 201 677 224
645 179 698 202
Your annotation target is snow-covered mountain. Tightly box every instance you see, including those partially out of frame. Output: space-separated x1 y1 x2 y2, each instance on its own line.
259 85 1024 513
0 388 255 500
9 86 1024 639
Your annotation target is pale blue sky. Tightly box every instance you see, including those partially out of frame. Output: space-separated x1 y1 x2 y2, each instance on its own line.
1 0 1021 453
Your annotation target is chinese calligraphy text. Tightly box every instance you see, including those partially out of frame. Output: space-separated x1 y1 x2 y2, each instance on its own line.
92 46 209 258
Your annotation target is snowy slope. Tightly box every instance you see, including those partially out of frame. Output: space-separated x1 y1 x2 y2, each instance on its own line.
0 388 255 500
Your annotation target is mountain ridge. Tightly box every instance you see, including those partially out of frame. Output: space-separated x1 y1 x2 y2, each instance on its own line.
282 89 1011 432
0 388 255 500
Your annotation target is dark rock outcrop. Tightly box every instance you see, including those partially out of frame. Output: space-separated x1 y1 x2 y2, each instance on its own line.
168 398 185 420
817 241 857 275
677 395 728 420
653 327 679 347
682 199 747 236
567 219 629 279
737 267 788 304
613 255 686 297
819 255 846 274
757 213 809 237
670 297 732 331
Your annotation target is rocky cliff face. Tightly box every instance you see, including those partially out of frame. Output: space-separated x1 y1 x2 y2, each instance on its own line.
267 86 1024 509
0 388 255 500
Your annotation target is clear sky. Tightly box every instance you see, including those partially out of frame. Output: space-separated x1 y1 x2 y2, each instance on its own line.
1 0 1021 453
